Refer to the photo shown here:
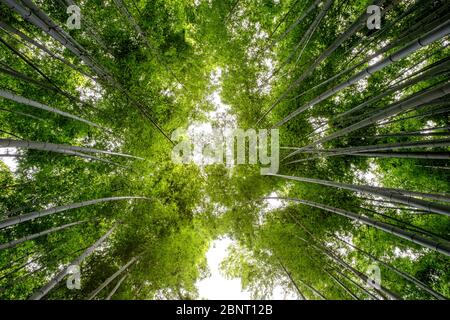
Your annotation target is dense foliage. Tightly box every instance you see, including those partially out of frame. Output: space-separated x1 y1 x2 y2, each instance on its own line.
0 0 449 300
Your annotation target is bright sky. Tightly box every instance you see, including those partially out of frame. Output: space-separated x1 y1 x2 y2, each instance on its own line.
192 71 293 300
0 147 18 172
197 237 251 299
196 237 298 300
186 68 238 167
195 194 294 300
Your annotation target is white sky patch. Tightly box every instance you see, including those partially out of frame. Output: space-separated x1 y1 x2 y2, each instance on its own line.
257 192 287 225
421 120 439 141
161 88 175 98
227 5 260 40
350 46 360 58
272 284 298 300
210 68 222 85
392 90 403 102
212 202 228 216
355 77 368 92
205 90 237 129
256 58 275 95
23 165 39 180
74 136 124 155
377 116 392 126
352 161 381 187
105 136 124 151
368 49 383 66
186 69 237 167
331 232 354 256
25 256 41 273
364 196 397 209
197 237 252 299
226 4 276 96
203 68 237 128
241 18 251 31
389 59 427 101
96 237 114 253
76 81 104 102
197 237 299 300
263 192 286 212
309 116 329 139
0 148 19 172
187 122 218 166
400 60 426 80
424 120 437 130
332 93 341 104
393 247 422 261
246 22 269 59
242 20 275 96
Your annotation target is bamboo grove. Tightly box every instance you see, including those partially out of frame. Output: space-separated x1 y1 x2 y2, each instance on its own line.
0 0 449 300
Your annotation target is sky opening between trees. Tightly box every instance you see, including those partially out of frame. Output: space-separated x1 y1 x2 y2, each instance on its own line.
0 0 449 300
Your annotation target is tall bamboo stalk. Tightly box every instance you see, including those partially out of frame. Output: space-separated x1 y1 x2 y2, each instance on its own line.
273 21 450 128
287 82 450 157
105 274 128 300
0 89 102 128
0 139 143 160
332 234 447 300
88 256 138 300
0 220 85 250
0 197 150 229
265 196 450 255
29 224 118 300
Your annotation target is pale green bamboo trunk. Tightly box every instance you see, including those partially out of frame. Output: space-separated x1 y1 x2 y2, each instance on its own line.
29 224 118 300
